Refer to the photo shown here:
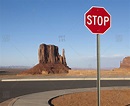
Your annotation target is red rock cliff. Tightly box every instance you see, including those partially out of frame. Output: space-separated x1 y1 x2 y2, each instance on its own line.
20 44 70 75
120 56 130 69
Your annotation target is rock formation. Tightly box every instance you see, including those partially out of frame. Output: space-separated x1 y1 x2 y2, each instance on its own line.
20 44 70 75
120 56 130 69
38 44 67 66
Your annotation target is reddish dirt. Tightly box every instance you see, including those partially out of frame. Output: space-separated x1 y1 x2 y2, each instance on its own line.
67 69 130 77
0 98 14 106
19 63 69 75
51 89 130 106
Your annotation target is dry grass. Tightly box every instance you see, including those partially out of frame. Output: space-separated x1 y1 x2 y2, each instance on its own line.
67 69 130 77
52 89 130 106
0 68 130 79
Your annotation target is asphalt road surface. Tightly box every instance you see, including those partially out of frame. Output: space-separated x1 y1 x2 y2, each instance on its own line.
0 80 130 103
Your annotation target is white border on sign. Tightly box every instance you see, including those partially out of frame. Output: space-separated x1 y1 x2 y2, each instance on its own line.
84 6 111 35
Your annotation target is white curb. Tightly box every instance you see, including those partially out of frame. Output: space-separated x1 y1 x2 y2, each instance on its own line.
1 77 130 82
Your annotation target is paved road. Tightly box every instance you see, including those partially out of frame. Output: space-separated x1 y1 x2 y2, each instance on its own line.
0 80 130 103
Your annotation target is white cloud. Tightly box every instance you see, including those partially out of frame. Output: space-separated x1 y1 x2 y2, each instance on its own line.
101 54 125 58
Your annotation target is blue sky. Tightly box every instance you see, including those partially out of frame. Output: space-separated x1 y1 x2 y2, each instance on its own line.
0 0 130 69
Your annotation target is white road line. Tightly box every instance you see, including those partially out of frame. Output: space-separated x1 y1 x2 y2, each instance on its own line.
1 78 130 82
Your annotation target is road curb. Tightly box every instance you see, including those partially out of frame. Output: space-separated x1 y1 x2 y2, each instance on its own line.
8 87 130 106
8 98 19 106
1 77 130 82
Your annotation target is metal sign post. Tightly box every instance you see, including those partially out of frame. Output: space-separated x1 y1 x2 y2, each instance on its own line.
97 34 100 106
84 6 111 106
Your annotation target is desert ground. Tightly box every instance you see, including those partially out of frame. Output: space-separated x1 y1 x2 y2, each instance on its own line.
0 68 130 106
51 88 130 106
67 69 130 77
52 69 130 106
1 69 130 79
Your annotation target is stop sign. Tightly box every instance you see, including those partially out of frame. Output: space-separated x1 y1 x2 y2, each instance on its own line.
84 6 111 34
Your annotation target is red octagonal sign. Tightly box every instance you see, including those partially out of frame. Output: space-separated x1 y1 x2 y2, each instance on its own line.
84 6 111 34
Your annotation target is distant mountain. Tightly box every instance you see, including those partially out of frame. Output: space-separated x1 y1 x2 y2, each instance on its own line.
19 44 70 75
0 66 31 69
120 56 130 69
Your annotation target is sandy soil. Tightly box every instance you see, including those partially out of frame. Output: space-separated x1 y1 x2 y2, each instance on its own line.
51 89 130 106
67 69 130 77
1 69 130 79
